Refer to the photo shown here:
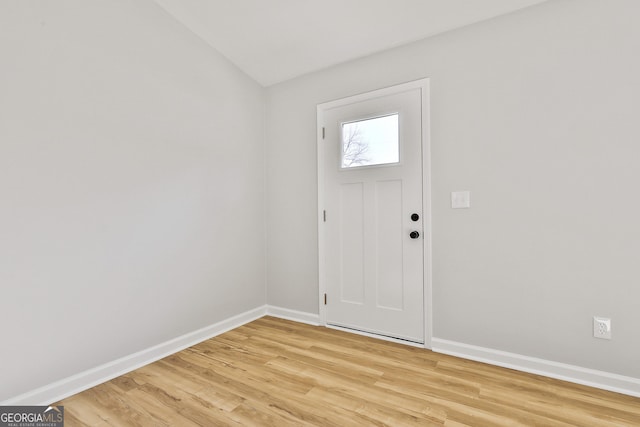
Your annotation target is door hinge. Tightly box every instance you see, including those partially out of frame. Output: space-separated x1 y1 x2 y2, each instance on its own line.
322 127 325 139
324 293 327 305
323 210 326 222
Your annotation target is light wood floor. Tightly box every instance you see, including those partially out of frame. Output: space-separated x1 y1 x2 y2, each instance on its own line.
58 316 640 426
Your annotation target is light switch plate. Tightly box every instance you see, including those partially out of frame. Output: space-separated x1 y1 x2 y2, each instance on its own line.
451 191 471 209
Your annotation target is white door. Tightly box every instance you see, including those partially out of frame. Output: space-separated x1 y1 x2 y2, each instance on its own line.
318 82 427 343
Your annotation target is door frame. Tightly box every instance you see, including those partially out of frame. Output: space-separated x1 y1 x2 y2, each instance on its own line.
316 78 433 349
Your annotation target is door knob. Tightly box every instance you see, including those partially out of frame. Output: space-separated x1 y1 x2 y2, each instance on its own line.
410 231 420 239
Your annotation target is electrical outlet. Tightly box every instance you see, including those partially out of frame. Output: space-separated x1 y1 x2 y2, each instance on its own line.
593 317 612 340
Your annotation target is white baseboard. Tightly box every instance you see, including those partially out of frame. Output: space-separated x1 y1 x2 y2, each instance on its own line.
266 305 321 326
7 309 637 405
2 306 267 406
432 338 640 398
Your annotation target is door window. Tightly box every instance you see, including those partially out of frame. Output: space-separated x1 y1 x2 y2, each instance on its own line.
341 114 399 168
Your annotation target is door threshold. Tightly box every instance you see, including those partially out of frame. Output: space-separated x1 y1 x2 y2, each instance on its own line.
326 323 425 348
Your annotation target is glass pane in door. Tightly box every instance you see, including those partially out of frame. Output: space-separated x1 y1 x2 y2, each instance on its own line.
341 114 399 168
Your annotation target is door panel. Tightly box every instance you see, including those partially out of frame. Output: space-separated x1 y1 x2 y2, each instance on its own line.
375 179 403 311
320 85 425 343
339 182 365 304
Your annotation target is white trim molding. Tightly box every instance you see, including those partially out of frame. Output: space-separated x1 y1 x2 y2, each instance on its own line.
266 305 321 326
6 309 637 406
432 338 640 398
1 306 267 406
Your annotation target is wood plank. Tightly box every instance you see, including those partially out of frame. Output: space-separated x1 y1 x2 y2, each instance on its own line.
58 316 640 426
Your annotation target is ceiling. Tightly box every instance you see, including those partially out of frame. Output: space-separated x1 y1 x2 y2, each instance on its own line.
154 0 549 87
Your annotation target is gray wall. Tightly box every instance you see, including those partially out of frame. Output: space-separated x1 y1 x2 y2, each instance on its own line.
0 0 265 401
266 0 640 378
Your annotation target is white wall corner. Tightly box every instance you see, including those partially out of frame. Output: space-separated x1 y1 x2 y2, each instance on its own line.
432 338 640 398
1 306 268 406
266 305 321 326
